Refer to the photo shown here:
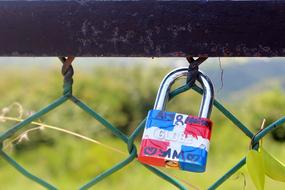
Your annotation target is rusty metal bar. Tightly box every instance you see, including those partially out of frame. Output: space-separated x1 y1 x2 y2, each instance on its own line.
0 0 284 57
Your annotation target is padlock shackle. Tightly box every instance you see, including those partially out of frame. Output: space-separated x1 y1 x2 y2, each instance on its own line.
153 67 214 118
197 71 214 118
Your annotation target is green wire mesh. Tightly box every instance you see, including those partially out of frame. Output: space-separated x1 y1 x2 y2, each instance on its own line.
0 59 284 190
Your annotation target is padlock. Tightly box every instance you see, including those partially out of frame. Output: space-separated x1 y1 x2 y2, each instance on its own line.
138 67 214 172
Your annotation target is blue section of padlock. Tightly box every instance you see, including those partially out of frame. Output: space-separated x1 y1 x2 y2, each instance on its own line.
180 145 208 172
146 110 175 131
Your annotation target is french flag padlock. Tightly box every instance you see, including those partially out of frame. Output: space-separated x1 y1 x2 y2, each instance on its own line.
138 67 214 172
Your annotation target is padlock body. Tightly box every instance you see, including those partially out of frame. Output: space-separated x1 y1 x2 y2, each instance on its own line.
138 110 212 172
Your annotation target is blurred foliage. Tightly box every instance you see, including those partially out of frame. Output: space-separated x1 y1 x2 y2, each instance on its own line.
244 89 285 142
0 62 284 190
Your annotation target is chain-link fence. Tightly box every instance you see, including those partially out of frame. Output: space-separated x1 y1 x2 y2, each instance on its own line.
0 57 283 190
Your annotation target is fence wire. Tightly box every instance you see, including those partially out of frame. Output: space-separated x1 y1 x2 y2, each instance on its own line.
0 58 284 190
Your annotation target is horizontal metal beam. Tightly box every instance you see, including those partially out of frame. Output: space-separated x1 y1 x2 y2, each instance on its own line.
0 1 284 57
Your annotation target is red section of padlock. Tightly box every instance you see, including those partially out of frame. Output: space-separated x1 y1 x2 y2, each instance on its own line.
138 139 169 166
184 115 212 140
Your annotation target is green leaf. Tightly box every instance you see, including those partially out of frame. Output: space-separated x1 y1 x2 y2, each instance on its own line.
246 149 265 190
262 147 285 182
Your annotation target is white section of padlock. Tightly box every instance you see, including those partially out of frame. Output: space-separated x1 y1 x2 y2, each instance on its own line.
142 126 210 152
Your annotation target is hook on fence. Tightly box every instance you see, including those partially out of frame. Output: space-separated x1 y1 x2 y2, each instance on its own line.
250 131 261 150
186 57 208 88
59 57 75 96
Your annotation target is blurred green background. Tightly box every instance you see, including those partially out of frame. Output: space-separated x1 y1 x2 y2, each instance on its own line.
0 57 284 190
